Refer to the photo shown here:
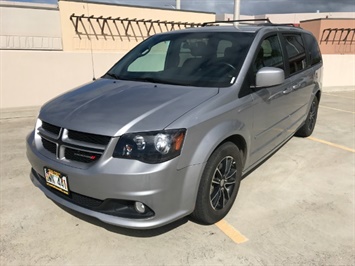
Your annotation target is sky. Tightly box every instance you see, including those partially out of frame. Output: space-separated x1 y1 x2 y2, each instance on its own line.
8 0 355 15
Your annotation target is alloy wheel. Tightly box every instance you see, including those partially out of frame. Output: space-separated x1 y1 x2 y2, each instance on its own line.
209 156 237 210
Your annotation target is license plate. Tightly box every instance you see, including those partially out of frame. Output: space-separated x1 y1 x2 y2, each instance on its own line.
44 167 69 195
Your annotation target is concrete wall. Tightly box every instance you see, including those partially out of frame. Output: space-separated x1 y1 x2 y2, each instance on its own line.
322 54 355 87
58 0 214 52
0 0 214 53
1 51 354 109
0 50 122 108
0 1 62 50
301 19 355 55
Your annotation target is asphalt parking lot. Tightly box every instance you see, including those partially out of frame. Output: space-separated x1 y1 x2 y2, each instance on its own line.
1 89 354 265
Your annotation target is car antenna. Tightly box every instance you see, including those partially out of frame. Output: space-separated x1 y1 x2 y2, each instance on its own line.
86 3 96 81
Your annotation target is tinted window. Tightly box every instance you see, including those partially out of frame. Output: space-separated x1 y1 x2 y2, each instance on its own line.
283 34 307 75
303 33 322 66
240 35 284 98
217 40 232 58
106 32 255 88
253 35 284 73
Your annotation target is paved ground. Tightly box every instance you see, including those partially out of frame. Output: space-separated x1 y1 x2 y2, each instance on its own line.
0 90 354 265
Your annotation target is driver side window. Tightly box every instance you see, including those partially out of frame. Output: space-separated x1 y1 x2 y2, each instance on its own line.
240 35 284 97
253 35 284 74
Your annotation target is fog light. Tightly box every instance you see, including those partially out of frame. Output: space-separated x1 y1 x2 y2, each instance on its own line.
134 202 146 214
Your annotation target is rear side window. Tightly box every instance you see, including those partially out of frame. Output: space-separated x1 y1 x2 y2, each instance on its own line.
303 33 322 66
283 34 307 75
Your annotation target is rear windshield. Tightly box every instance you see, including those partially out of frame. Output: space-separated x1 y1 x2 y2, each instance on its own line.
105 32 255 87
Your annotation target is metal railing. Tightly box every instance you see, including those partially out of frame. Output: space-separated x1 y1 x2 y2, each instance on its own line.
69 14 203 40
320 28 355 45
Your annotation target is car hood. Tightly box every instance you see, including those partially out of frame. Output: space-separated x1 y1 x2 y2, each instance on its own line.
39 78 218 137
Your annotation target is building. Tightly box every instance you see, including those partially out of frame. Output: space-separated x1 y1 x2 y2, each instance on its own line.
301 18 355 54
217 12 355 24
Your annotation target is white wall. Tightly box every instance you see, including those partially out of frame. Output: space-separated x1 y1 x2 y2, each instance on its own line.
322 54 355 88
0 50 123 108
1 51 354 109
0 2 62 50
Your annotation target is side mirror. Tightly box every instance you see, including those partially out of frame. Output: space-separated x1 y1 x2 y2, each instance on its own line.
256 67 285 88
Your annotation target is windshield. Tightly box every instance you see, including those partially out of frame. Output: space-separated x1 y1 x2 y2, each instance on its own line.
104 31 255 87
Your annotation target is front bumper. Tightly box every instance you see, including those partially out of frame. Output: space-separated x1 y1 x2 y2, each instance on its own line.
26 131 204 229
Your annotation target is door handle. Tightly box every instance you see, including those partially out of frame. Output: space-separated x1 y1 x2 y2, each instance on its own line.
292 83 302 90
283 87 293 95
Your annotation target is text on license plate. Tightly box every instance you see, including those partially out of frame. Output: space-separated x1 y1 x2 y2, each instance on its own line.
44 167 69 195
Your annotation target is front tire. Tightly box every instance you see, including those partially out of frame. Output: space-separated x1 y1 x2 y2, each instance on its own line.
191 142 242 224
295 96 319 137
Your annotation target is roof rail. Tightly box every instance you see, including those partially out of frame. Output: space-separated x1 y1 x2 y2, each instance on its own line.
259 22 297 27
202 19 298 28
202 19 271 27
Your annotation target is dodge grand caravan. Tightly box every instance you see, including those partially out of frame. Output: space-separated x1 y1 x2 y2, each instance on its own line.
26 20 323 229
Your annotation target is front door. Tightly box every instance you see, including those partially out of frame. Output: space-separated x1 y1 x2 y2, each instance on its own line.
249 34 294 164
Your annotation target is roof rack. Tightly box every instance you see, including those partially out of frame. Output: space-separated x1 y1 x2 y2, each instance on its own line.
202 19 271 27
201 19 297 27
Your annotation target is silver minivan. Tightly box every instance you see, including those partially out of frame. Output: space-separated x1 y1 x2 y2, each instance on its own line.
26 21 322 229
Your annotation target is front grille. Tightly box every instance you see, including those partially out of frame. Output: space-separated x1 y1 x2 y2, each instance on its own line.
38 120 111 164
42 121 61 135
42 138 56 154
71 192 103 208
68 130 111 145
65 148 101 163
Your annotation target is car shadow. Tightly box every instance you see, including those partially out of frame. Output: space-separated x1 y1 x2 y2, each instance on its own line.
55 203 189 237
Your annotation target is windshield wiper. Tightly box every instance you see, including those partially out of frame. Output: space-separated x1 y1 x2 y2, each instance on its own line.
104 74 186 86
129 77 181 86
135 77 162 83
103 72 120 80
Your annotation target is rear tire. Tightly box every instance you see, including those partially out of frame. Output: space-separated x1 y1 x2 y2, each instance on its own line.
191 142 242 225
295 96 319 137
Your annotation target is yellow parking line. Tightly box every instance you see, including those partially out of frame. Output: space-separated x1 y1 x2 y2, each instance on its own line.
215 219 248 244
320 105 355 114
308 136 355 153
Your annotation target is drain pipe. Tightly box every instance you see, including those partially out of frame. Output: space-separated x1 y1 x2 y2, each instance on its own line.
176 0 180 9
234 0 240 26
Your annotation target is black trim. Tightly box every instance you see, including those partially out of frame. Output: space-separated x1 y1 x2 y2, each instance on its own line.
68 130 111 145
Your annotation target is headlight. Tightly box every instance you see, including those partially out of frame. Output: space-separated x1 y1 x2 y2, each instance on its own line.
113 129 186 164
